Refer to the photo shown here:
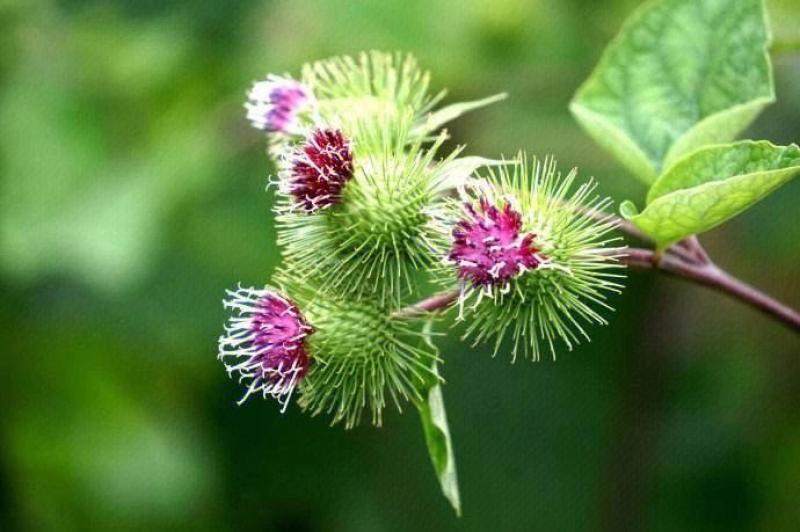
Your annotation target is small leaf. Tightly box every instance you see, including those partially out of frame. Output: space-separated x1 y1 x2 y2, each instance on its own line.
413 93 507 137
416 320 461 516
570 0 774 184
623 141 800 247
417 377 461 516
434 156 508 192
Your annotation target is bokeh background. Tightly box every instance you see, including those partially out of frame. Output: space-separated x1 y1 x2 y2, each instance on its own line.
1 0 799 530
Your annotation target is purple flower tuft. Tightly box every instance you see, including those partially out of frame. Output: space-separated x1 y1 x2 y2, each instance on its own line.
449 198 542 287
218 286 314 409
283 128 355 213
245 75 311 133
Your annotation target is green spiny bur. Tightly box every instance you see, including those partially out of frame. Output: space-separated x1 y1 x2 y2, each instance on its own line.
300 51 442 139
275 277 441 429
439 155 626 361
275 120 460 305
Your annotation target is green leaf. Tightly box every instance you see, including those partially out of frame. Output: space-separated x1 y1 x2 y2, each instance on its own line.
570 0 774 184
416 320 461 516
413 93 507 138
417 375 461 516
622 141 800 247
434 155 508 192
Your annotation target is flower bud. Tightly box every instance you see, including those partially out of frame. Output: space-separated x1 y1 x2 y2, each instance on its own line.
449 198 543 287
218 286 313 410
281 128 354 213
245 75 312 134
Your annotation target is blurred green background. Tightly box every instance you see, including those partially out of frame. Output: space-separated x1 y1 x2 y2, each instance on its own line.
1 0 799 530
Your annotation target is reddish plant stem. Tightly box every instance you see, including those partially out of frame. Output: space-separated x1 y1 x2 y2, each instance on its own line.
395 245 800 332
646 251 800 331
392 290 460 319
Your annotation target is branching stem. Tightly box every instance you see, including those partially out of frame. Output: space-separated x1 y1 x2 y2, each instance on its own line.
395 215 800 332
623 247 800 331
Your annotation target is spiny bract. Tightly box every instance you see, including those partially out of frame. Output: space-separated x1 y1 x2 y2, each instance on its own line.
246 51 505 158
276 277 440 429
300 51 504 145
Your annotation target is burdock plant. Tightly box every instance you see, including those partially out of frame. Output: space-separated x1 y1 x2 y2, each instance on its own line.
220 0 800 514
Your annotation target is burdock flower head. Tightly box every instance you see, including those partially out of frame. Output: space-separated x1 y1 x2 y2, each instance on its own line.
271 275 440 429
218 285 313 410
275 117 498 305
442 155 625 361
280 127 355 213
449 198 543 288
245 75 312 134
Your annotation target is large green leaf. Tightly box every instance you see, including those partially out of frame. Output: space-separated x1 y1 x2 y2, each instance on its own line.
571 0 774 184
621 141 800 247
